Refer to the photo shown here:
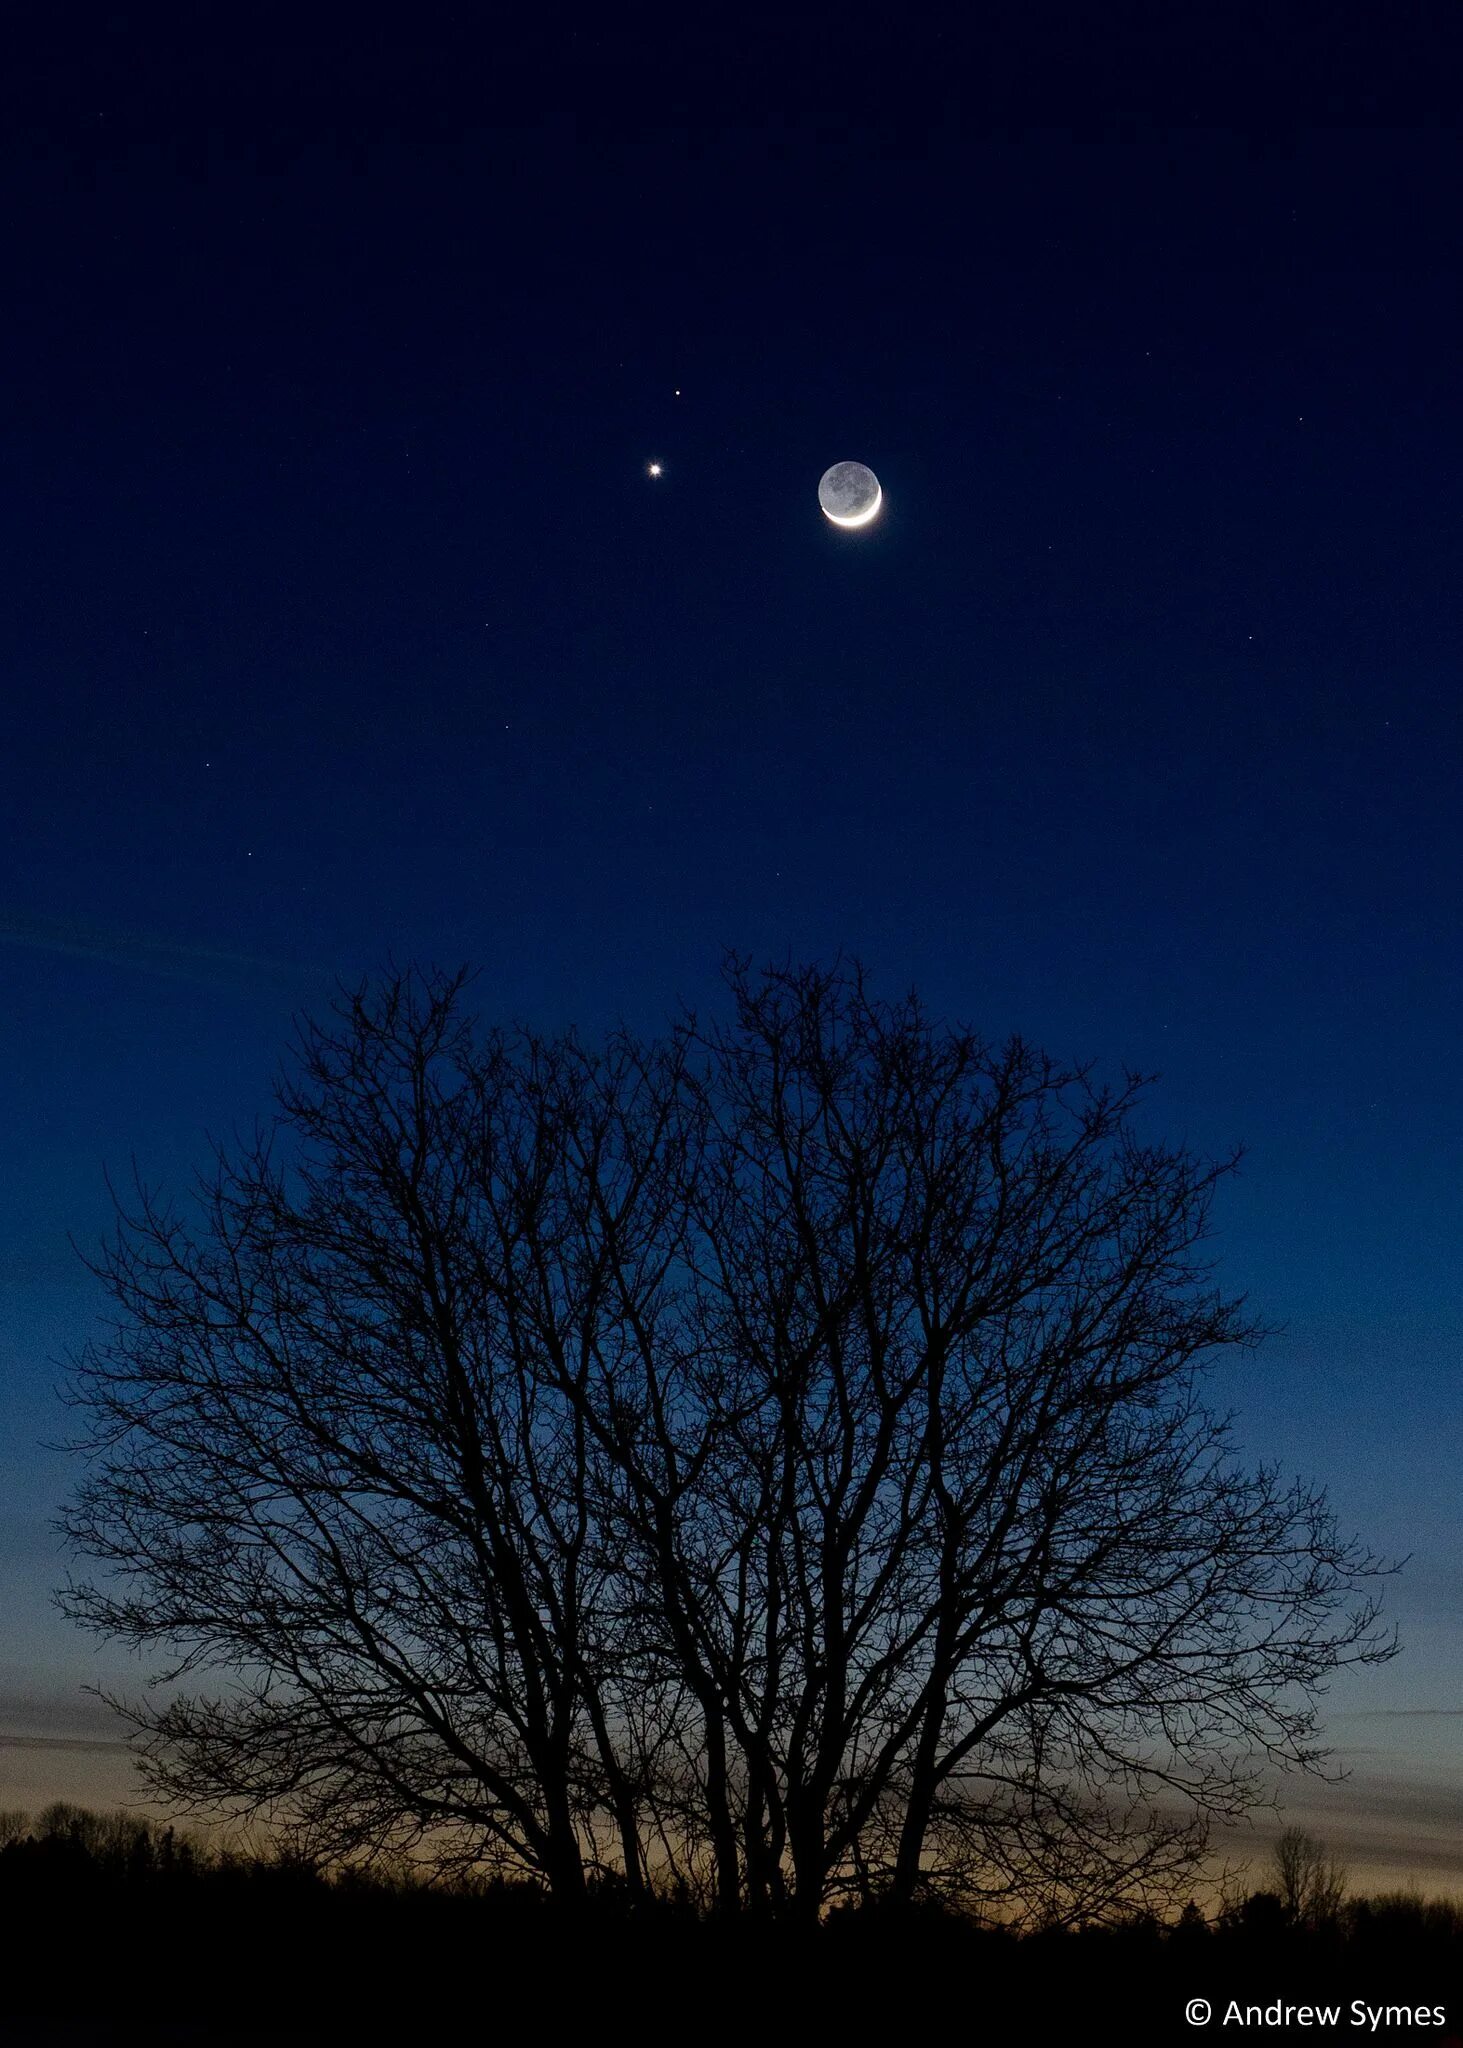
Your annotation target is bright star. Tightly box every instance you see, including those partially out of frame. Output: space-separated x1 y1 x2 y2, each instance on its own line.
647 462 663 478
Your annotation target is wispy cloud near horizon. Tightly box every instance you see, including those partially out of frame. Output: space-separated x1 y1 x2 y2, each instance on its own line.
0 908 309 994
1334 1707 1463 1720
0 1732 130 1756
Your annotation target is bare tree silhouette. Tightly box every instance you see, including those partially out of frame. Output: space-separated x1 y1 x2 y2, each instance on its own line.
0 1810 31 1850
1272 1826 1349 1928
58 957 1394 1919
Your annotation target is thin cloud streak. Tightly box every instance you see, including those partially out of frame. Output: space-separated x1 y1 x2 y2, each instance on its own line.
1335 1707 1463 1720
0 1732 130 1757
0 908 305 993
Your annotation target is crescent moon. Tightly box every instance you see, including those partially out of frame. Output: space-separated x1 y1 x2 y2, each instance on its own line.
823 482 882 529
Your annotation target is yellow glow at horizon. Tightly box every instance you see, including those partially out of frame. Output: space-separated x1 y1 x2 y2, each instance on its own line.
823 483 882 528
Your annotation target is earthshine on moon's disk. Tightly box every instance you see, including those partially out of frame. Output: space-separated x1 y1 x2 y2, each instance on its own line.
818 460 882 528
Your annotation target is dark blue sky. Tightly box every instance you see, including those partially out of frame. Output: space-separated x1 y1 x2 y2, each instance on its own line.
2 18 1460 1881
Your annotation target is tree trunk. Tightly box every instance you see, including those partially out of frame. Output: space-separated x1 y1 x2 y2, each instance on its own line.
889 1699 947 1906
540 1782 587 1906
704 1709 743 1914
786 1803 825 1924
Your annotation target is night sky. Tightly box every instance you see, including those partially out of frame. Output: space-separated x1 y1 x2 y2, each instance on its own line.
2 18 1461 1887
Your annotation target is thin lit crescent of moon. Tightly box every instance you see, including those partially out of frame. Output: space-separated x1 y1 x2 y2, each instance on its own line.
823 482 882 529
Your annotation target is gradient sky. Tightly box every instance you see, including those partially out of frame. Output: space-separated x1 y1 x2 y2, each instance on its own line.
2 19 1460 1891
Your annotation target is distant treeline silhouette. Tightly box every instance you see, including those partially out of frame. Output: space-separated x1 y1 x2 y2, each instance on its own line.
1 1805 1457 2036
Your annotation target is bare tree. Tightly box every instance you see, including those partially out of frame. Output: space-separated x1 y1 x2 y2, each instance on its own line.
61 972 644 1902
59 958 1394 1920
577 960 1394 1921
1272 1826 1349 1927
